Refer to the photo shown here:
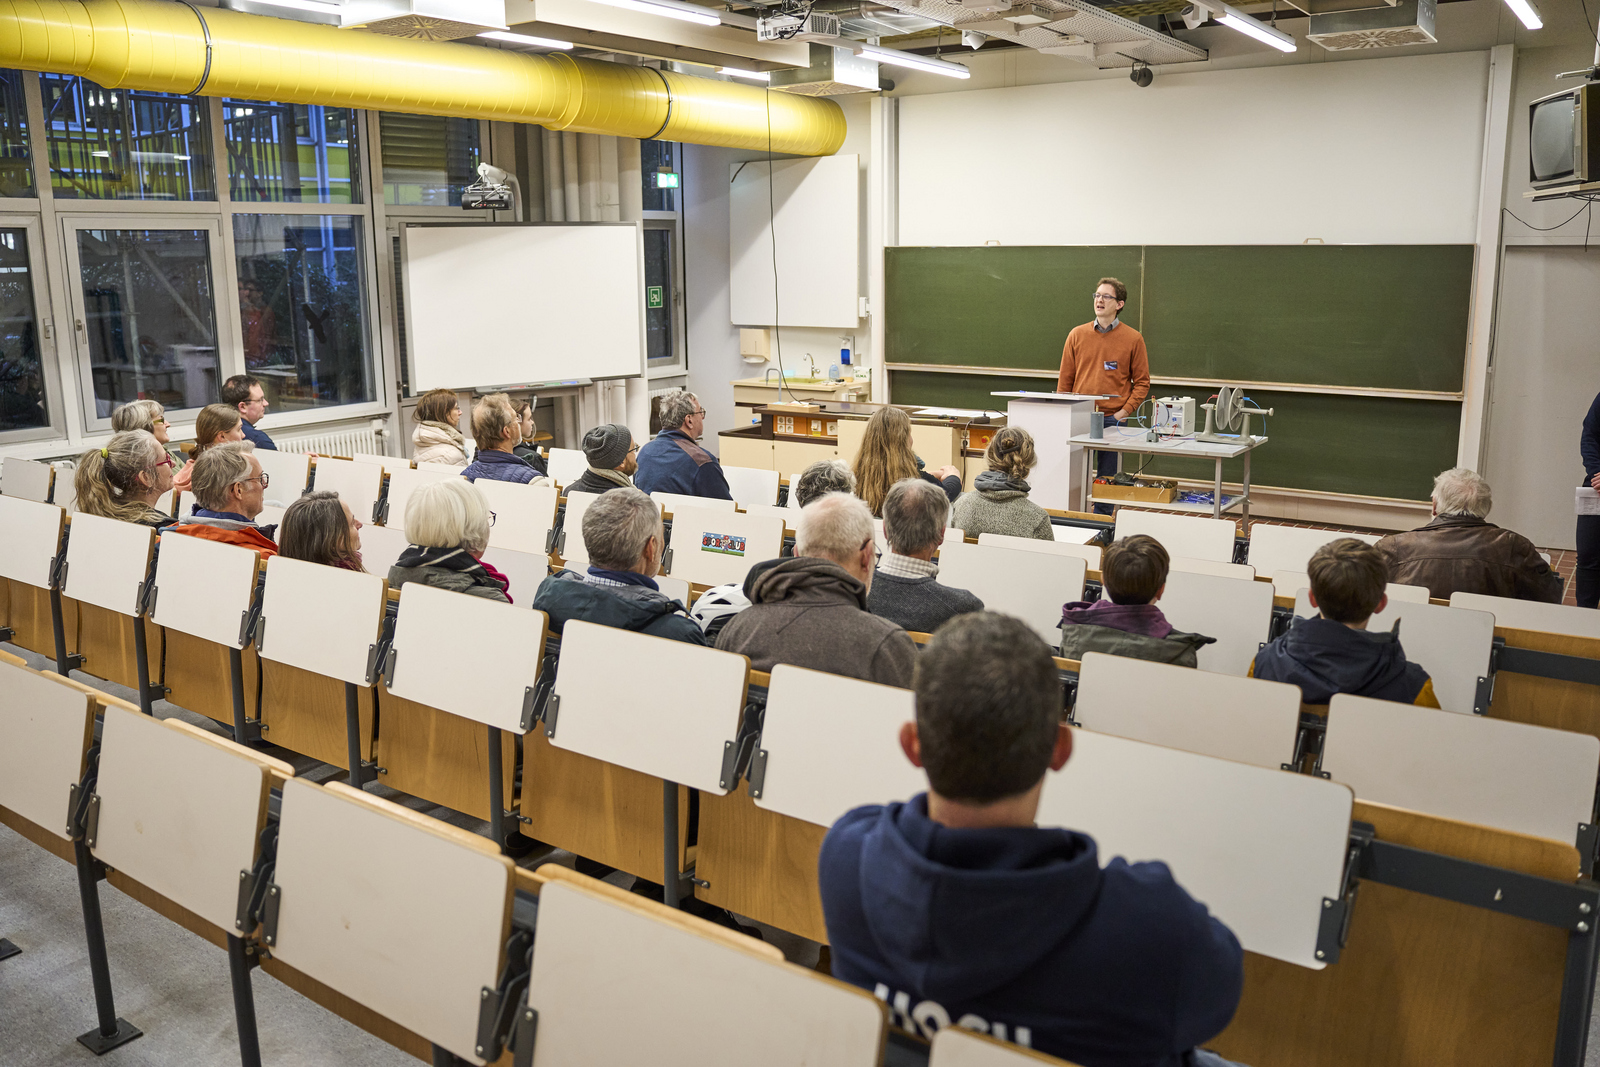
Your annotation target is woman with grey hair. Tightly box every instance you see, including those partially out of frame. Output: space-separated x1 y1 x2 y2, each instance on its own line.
74 430 176 527
388 478 510 602
792 459 856 509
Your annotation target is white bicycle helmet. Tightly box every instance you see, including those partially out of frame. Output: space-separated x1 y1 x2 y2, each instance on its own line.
690 583 752 637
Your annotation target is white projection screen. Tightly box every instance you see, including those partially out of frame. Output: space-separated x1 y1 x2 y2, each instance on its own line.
401 222 645 391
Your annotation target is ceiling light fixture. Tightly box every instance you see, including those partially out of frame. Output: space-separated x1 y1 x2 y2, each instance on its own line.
237 0 344 14
1500 0 1542 29
478 30 575 48
718 66 771 81
857 44 971 79
1197 0 1295 51
584 0 722 27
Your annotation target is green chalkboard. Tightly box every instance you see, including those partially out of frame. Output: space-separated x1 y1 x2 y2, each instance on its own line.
884 247 1143 371
889 372 1461 501
884 244 1475 500
1141 246 1474 392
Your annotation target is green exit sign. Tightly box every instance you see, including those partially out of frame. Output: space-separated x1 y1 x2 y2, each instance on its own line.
647 286 664 309
654 170 679 189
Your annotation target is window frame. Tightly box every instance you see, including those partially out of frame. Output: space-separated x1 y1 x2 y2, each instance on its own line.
0 213 65 444
643 141 686 380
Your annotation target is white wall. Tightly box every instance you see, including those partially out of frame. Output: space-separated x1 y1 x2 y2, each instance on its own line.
897 50 1491 246
1482 247 1600 550
683 93 874 443
1480 41 1600 552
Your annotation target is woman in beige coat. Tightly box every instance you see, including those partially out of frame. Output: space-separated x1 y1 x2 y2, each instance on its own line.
411 388 468 467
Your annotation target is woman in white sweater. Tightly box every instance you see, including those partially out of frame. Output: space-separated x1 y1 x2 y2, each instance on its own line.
411 388 468 466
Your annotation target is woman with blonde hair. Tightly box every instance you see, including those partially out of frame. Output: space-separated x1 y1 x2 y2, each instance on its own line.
279 489 365 571
173 403 245 491
74 430 176 527
111 399 172 445
950 425 1053 540
412 388 468 467
851 406 962 517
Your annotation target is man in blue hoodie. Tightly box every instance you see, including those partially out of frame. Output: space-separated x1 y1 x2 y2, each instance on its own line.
819 612 1245 1067
461 393 547 485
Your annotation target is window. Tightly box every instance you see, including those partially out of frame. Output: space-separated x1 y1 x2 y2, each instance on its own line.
643 227 675 366
42 75 214 201
0 71 31 197
641 139 677 212
379 113 480 207
224 100 360 204
73 227 220 417
233 214 374 412
0 229 44 430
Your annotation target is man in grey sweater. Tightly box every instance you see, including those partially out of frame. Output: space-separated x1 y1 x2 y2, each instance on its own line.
716 492 917 688
868 479 984 635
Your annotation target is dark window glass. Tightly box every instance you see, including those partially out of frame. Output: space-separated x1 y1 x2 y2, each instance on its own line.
234 214 374 411
380 113 480 207
641 139 677 212
44 75 214 201
0 229 45 431
644 227 674 365
224 100 360 204
76 228 220 416
0 71 33 197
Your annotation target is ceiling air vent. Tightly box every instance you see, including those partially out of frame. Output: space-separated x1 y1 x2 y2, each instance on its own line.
1307 0 1435 49
769 44 882 95
343 0 507 39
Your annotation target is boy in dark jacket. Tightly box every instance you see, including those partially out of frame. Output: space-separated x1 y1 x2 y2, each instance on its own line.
532 486 705 646
819 612 1244 1067
1251 538 1438 707
1059 534 1214 667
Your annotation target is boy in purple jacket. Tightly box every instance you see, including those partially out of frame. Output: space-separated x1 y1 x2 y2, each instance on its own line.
818 612 1244 1067
1059 534 1214 667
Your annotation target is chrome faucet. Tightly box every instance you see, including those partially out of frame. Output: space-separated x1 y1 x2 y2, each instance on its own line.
765 367 780 386
803 353 818 379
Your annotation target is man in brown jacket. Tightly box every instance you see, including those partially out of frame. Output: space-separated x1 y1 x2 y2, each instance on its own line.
1376 468 1562 603
716 492 917 688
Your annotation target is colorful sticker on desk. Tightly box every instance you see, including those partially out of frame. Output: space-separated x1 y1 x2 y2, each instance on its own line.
1103 361 1118 371
702 532 747 557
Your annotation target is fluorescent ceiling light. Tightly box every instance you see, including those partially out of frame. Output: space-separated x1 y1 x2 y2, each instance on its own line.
1201 0 1295 51
584 0 722 27
244 0 344 14
719 66 771 81
478 30 575 48
857 44 971 79
1501 0 1542 29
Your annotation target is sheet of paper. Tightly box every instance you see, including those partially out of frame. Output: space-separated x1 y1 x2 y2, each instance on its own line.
1579 487 1600 516
912 406 1002 419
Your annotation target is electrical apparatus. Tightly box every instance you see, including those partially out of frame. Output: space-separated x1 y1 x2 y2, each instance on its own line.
1530 82 1600 189
1152 397 1196 437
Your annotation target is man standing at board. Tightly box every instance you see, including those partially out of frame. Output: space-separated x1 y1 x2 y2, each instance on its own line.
1057 278 1151 512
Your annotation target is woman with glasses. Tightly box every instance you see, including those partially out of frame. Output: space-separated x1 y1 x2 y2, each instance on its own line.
173 403 247 491
387 478 511 603
73 430 178 528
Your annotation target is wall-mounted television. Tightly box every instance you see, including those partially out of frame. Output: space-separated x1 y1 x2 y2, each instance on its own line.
1530 83 1600 188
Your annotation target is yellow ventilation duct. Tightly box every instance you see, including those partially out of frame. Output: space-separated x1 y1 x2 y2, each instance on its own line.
0 0 847 155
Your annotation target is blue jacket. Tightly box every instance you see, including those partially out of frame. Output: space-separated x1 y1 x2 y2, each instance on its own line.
1251 615 1437 706
532 568 707 645
462 448 543 485
634 429 732 500
1583 392 1600 483
241 419 277 451
819 794 1243 1067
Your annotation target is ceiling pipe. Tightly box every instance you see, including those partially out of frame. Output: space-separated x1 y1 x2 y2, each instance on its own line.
0 0 847 154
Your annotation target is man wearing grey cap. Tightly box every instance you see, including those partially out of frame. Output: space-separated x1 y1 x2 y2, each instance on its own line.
566 423 639 496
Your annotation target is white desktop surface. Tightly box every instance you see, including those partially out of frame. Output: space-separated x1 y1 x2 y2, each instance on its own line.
151 533 260 648
0 495 63 587
0 662 92 840
1070 429 1260 459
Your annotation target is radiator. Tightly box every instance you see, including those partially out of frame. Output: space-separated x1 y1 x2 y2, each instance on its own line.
275 425 387 458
